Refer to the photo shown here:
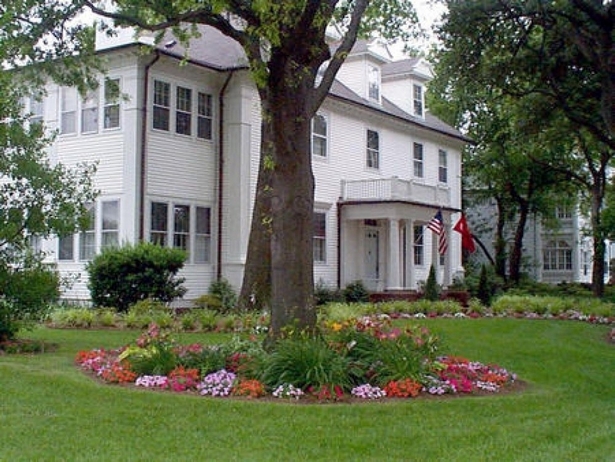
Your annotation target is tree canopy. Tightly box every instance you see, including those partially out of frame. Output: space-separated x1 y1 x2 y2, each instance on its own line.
77 0 421 337
431 0 613 294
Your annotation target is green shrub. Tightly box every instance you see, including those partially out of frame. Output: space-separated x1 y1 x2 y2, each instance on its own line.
343 280 369 303
193 294 222 311
87 242 186 312
423 265 440 301
0 255 60 340
207 279 238 314
477 264 493 306
314 279 343 306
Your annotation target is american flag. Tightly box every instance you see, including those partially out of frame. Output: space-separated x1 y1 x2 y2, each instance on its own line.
428 210 448 255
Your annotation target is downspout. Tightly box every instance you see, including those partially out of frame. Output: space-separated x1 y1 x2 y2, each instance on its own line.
337 202 343 289
217 70 235 280
139 52 161 241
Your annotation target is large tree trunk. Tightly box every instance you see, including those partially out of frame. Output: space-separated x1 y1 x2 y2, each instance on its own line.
590 181 606 297
267 81 316 337
494 196 508 280
238 121 273 311
509 201 530 284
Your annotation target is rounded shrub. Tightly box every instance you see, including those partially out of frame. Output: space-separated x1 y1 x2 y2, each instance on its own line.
87 242 187 312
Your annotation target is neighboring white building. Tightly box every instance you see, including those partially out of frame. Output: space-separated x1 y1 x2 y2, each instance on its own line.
467 201 597 284
29 27 468 302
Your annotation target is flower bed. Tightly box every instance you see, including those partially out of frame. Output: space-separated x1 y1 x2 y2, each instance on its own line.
75 318 518 402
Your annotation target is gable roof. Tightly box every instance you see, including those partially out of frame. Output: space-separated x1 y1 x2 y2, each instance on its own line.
98 25 467 143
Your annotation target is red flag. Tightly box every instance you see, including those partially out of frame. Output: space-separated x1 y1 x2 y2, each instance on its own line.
453 214 476 253
428 210 448 255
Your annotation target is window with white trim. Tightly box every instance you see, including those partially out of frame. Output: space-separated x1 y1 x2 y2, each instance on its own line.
81 88 99 133
543 240 572 271
150 201 212 264
313 212 326 263
413 225 424 266
197 92 213 140
413 142 424 178
79 204 96 261
58 235 74 261
311 114 327 157
368 64 381 102
366 129 380 169
29 96 44 126
153 80 171 131
438 149 448 183
61 87 77 134
176 86 192 136
556 207 572 219
195 206 211 263
104 78 120 129
413 84 424 117
174 204 190 255
150 202 169 246
57 200 120 262
101 200 119 250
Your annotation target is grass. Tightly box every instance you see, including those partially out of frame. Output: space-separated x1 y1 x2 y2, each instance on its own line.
1 319 614 461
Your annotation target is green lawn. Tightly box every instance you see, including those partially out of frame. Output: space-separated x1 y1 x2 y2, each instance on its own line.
1 319 614 461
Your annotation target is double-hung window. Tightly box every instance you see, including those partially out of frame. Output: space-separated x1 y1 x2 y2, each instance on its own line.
150 202 169 246
81 89 99 133
544 241 572 271
150 202 211 263
366 129 380 169
197 92 213 140
79 204 96 261
176 86 192 136
313 212 327 263
174 204 190 255
413 225 424 266
153 80 171 131
29 96 44 126
195 207 211 263
413 84 424 117
311 114 327 158
438 149 448 183
61 87 77 134
58 200 120 262
368 64 381 102
101 200 119 250
104 78 120 129
413 143 424 178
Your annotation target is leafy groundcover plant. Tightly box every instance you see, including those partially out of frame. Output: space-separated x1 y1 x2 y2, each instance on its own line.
75 316 518 402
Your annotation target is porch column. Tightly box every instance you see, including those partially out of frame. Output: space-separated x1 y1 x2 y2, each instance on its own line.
405 219 415 289
387 218 402 290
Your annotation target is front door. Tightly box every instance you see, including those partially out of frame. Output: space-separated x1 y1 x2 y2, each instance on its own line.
364 228 380 290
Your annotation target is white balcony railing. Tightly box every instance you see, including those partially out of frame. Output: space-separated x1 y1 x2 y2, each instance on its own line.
340 177 450 206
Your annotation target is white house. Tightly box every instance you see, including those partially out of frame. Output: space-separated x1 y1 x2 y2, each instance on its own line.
30 26 469 303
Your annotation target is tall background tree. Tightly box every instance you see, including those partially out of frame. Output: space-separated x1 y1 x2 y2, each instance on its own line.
0 1 100 339
82 0 421 337
430 0 613 295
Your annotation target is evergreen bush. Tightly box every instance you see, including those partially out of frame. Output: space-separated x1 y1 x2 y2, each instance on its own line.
423 265 440 301
343 280 370 303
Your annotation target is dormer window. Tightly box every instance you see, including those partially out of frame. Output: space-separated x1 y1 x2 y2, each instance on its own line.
413 84 424 117
368 64 381 102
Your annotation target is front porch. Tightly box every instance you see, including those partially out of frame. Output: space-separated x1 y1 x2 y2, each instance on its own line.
338 197 462 293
